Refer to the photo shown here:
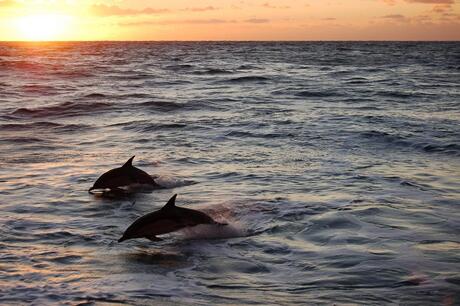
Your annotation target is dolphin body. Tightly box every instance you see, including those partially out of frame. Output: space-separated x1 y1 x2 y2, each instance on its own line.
89 156 161 194
118 194 227 242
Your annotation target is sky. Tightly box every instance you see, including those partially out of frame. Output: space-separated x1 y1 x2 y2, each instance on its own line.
0 0 459 41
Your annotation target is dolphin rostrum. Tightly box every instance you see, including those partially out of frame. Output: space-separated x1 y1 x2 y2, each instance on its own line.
118 194 227 242
89 156 161 194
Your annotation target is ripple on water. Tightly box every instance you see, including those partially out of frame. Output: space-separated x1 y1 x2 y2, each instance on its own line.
10 101 113 118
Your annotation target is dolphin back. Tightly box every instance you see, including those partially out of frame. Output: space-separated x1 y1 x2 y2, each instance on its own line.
89 156 160 192
118 195 228 243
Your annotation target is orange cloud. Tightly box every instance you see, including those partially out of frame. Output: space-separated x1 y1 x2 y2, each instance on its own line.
0 0 16 7
381 14 408 21
245 18 270 23
181 6 218 12
383 0 454 4
262 3 290 9
405 0 453 3
1 0 459 41
120 19 235 26
432 4 453 13
120 18 273 27
91 4 169 17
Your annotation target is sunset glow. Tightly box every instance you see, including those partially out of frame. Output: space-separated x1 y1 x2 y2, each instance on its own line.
14 13 73 41
0 0 459 41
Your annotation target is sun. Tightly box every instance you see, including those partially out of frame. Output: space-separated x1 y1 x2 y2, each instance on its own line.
15 13 73 41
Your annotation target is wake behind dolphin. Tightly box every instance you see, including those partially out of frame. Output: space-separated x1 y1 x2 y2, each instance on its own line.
89 156 162 195
118 194 228 243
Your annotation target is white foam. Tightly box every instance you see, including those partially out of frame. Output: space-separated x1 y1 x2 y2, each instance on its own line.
153 175 197 189
179 221 247 240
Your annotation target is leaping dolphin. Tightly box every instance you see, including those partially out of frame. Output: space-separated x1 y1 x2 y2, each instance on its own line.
89 156 161 194
118 194 227 242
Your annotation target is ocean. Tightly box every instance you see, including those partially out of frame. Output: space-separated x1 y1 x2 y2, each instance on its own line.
0 41 459 305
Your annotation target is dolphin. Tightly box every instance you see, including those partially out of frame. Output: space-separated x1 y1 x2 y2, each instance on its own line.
118 194 227 242
89 156 161 194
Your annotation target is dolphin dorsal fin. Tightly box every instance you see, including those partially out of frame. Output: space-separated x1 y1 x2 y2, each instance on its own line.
162 194 177 210
122 156 135 168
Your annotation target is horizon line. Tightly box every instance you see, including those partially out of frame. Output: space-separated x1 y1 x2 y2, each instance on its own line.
1 39 460 43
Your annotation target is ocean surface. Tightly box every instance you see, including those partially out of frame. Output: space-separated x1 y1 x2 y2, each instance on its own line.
0 42 459 305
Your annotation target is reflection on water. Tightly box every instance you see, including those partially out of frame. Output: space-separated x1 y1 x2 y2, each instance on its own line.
0 41 459 305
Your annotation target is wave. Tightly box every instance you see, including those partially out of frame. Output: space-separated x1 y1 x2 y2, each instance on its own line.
109 73 154 81
0 60 44 71
423 143 460 155
10 101 112 118
83 93 107 99
138 101 185 112
20 84 58 95
225 130 294 139
0 136 46 143
344 77 370 84
374 90 435 99
50 69 93 79
109 120 210 133
360 130 460 156
1 59 92 79
164 64 194 71
192 68 233 75
116 93 152 99
272 88 339 98
361 130 406 142
0 121 61 130
78 92 152 100
138 100 222 112
237 64 260 70
295 90 338 98
219 76 270 84
126 122 188 133
0 121 91 133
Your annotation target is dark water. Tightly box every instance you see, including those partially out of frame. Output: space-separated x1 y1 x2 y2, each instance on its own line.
0 42 459 305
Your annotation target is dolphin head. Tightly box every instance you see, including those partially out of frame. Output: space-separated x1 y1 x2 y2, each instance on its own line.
88 168 131 193
88 156 135 192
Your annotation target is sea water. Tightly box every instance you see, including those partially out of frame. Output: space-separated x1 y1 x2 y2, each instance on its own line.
0 42 459 304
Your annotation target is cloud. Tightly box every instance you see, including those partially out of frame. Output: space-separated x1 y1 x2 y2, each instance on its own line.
120 18 272 27
120 19 236 26
383 0 454 4
381 14 408 21
91 4 221 17
91 4 169 17
405 0 453 3
262 3 290 9
381 14 406 19
382 0 397 5
0 0 16 7
245 18 270 23
432 4 453 13
180 6 218 12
